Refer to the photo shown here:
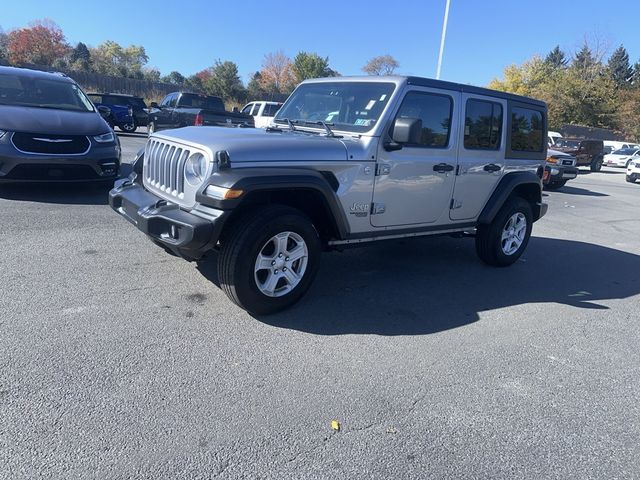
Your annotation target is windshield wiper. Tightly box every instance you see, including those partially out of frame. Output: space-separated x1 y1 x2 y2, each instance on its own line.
274 118 296 131
291 120 341 138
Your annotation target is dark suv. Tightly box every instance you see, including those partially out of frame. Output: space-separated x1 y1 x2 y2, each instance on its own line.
0 66 120 183
554 138 604 172
88 93 148 133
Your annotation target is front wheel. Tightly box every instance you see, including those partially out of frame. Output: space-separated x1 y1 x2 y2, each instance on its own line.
119 122 137 133
627 175 637 183
543 180 567 190
218 205 321 315
476 196 533 267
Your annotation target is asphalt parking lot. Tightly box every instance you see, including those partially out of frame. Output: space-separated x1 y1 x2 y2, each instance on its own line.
1 132 639 479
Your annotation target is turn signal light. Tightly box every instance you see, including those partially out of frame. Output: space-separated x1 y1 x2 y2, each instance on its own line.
224 189 244 199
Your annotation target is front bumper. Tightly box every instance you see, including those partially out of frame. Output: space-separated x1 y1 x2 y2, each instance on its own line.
109 177 226 259
0 137 120 182
543 164 578 184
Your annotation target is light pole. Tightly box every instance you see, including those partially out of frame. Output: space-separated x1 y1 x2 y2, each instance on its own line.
436 0 451 79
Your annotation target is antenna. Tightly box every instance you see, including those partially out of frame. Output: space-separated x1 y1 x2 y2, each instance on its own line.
436 0 451 80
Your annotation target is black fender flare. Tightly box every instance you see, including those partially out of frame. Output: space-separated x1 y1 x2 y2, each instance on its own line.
196 167 350 239
478 171 543 224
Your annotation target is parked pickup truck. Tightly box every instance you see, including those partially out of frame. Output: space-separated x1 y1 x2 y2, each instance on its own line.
147 92 254 135
110 76 548 315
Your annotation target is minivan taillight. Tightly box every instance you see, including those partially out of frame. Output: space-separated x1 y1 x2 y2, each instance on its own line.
194 113 204 126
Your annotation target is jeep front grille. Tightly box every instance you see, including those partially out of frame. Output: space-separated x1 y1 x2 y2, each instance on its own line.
144 139 191 199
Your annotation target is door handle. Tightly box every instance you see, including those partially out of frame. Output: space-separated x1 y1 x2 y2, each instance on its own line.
483 163 502 173
433 163 455 173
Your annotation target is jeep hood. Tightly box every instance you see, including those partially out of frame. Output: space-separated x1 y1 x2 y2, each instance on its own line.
0 105 110 135
153 126 349 162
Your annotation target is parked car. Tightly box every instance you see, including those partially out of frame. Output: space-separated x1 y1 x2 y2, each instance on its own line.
88 93 148 133
543 149 578 190
554 138 604 171
110 75 548 314
626 158 640 183
98 103 134 131
241 101 283 128
603 140 640 154
548 130 562 146
0 66 120 183
147 92 254 135
604 148 640 168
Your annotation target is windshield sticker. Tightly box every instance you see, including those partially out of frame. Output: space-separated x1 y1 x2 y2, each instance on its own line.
380 94 387 101
365 100 376 110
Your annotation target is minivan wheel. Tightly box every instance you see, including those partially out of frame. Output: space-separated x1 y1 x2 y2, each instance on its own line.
475 196 533 267
119 122 137 133
218 205 321 315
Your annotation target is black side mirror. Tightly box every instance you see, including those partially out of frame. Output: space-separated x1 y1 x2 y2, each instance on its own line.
392 117 422 144
150 102 159 109
97 105 111 118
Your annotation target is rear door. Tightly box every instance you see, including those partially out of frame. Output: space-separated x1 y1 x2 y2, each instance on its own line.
450 95 506 220
371 88 460 227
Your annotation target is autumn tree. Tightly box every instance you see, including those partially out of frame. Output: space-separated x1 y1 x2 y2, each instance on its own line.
7 19 69 66
91 41 148 78
0 27 8 63
291 52 336 82
259 50 295 94
362 55 399 75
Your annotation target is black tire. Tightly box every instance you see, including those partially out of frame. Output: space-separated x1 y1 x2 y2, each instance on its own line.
147 122 156 136
218 205 321 315
543 180 567 191
590 157 603 172
475 196 533 267
626 175 637 183
119 122 137 133
626 159 632 168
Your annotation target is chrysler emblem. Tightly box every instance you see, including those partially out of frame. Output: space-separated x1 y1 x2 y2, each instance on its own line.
33 137 73 143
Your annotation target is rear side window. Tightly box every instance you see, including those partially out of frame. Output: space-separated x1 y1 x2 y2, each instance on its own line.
395 91 452 148
510 107 543 152
464 99 503 150
263 103 281 117
241 103 253 115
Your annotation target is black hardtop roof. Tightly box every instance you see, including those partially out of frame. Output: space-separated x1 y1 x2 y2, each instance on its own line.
0 65 74 83
406 76 546 108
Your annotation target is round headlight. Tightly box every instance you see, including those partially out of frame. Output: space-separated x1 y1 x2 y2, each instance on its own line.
184 153 208 186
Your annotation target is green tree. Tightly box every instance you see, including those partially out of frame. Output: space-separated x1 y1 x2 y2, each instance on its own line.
91 41 148 78
69 42 91 71
162 71 186 85
573 44 596 72
545 45 567 68
0 27 8 63
291 51 335 82
608 45 633 87
247 72 269 100
203 60 246 102
362 55 399 75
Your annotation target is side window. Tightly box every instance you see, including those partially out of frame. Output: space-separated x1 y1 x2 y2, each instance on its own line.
263 103 281 117
394 91 452 148
88 94 102 104
464 99 503 150
241 103 254 115
510 107 543 152
160 94 172 107
167 94 178 108
250 104 261 116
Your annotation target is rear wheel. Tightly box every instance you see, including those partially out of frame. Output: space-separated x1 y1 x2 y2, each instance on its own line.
476 196 533 267
218 205 321 315
590 157 603 172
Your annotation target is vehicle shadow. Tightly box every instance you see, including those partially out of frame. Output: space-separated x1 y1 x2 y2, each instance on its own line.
0 182 112 205
197 236 640 336
554 186 609 197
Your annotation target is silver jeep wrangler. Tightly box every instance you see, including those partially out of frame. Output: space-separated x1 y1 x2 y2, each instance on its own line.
110 76 548 314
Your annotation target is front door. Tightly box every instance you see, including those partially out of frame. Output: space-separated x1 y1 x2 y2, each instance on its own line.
450 94 506 220
371 88 460 227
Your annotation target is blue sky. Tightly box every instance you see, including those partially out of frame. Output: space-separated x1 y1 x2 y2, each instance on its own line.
3 0 640 86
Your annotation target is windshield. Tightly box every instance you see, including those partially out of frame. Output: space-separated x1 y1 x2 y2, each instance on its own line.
0 73 95 112
275 82 395 133
612 148 636 155
556 139 580 148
